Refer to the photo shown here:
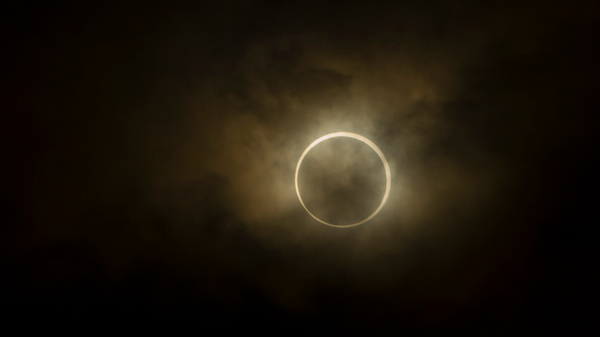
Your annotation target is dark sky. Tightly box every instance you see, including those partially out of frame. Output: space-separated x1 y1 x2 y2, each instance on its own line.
2 0 598 332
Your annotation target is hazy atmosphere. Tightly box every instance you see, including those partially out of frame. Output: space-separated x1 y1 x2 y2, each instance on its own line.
2 0 598 332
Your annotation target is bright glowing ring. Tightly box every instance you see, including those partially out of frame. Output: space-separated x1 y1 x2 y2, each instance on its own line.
295 132 391 228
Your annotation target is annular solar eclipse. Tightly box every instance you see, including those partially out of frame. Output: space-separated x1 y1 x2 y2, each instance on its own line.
295 132 391 228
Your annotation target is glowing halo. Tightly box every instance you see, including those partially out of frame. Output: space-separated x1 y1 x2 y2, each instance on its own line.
295 132 391 228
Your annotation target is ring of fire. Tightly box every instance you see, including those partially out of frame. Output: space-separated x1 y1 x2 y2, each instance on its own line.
295 132 391 228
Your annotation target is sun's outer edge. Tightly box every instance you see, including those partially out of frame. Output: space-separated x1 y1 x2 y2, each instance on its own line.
295 132 391 228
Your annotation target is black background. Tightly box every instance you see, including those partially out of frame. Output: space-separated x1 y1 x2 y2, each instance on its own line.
2 0 598 332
